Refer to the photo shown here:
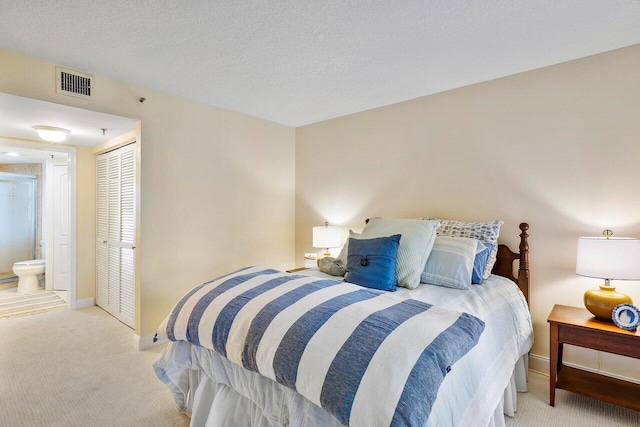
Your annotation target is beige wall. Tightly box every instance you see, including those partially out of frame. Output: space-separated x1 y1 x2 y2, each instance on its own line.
296 44 640 381
0 49 296 337
76 146 96 300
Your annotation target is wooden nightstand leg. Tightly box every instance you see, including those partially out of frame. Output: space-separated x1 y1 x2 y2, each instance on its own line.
549 323 559 406
557 343 563 371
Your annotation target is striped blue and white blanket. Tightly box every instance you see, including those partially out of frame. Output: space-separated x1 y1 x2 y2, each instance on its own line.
155 266 485 426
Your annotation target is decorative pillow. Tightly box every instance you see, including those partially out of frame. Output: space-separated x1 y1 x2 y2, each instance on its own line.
319 257 347 276
344 235 401 291
360 218 440 289
420 237 478 289
472 242 494 284
422 217 503 280
336 229 361 264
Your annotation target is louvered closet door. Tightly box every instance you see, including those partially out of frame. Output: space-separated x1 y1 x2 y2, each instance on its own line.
118 145 136 327
96 155 109 309
96 142 136 329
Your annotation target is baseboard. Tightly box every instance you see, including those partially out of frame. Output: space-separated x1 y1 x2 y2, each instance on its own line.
134 333 168 351
0 277 18 288
73 297 95 309
528 352 640 385
528 353 550 376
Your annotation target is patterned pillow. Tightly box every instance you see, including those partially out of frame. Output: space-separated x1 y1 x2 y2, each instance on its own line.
360 218 440 289
421 217 503 280
336 229 361 264
420 237 478 290
344 235 401 291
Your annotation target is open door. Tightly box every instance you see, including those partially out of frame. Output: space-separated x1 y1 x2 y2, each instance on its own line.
46 160 70 291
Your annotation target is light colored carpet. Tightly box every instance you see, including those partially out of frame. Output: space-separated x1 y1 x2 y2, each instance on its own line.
1 305 638 427
506 371 640 427
0 306 189 427
0 290 66 318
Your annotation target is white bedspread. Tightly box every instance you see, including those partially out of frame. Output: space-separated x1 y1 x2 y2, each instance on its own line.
155 272 533 427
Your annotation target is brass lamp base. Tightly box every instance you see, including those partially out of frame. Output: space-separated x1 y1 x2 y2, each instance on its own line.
584 285 632 322
316 251 332 266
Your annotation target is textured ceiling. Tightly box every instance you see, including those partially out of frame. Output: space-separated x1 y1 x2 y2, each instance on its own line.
1 1 639 127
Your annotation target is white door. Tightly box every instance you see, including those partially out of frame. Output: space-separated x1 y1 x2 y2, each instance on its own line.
52 164 70 291
96 142 136 328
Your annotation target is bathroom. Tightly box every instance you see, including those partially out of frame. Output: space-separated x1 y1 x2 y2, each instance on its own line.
0 148 69 299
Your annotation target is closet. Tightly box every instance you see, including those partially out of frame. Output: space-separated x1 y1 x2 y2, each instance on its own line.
96 142 136 328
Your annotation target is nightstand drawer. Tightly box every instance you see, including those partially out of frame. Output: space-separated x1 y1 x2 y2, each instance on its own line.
557 323 640 359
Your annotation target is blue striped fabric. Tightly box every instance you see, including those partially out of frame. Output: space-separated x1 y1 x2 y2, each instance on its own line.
164 266 255 341
273 289 379 389
182 268 279 346
390 312 486 426
211 274 304 357
157 267 485 427
242 278 343 371
321 299 432 424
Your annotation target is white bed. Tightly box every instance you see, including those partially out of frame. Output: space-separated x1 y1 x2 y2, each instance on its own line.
154 222 533 427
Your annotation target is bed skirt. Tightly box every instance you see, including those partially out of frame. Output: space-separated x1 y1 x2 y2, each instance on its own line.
155 341 529 427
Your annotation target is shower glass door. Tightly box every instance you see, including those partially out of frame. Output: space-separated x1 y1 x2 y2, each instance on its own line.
0 172 37 279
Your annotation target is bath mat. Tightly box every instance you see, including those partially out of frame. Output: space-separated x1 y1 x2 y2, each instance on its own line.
0 291 66 319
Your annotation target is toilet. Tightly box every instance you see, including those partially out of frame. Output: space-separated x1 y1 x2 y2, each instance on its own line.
13 259 46 293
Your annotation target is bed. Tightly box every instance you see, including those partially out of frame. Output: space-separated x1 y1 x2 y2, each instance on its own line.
154 221 533 427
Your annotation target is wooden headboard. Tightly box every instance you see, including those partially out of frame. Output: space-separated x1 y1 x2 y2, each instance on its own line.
491 223 530 303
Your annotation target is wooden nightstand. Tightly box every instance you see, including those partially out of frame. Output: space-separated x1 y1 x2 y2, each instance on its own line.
547 304 640 411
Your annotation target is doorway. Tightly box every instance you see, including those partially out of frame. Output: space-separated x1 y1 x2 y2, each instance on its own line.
0 92 139 311
0 139 76 307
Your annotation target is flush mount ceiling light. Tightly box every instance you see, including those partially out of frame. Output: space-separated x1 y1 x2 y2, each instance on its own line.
2 152 23 157
32 125 71 143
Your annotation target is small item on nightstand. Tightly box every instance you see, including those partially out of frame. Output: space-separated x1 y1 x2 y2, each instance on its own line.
612 304 640 331
319 257 346 276
304 253 317 269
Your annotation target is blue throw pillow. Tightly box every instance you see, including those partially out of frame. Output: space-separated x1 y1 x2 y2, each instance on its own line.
472 242 495 284
344 235 401 291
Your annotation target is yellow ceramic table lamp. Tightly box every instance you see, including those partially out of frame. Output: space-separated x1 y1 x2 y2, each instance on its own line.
576 230 640 321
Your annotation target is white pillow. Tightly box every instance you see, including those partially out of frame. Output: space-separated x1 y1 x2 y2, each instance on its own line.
360 218 439 289
420 237 478 289
336 229 361 264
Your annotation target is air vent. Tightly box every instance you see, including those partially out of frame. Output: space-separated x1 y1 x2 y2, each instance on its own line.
56 66 93 99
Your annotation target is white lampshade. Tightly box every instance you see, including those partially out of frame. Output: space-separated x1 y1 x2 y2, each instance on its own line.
33 125 70 143
576 237 640 280
312 224 342 250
